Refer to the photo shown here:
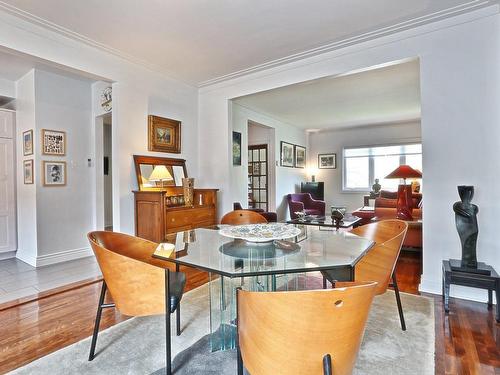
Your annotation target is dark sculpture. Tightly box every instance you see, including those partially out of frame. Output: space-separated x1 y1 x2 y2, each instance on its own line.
453 185 479 268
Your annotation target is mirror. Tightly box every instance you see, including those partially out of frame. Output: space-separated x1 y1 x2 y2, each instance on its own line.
133 155 187 191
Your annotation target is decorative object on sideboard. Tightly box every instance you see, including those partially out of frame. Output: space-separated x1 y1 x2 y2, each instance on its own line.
294 145 306 168
42 160 66 186
100 86 112 112
148 115 181 153
385 165 422 220
23 159 34 184
148 165 173 189
23 129 33 156
182 177 195 206
450 185 490 275
318 153 336 169
42 129 66 156
280 141 294 167
232 131 241 166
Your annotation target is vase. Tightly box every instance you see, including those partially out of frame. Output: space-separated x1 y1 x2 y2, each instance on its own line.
182 178 195 206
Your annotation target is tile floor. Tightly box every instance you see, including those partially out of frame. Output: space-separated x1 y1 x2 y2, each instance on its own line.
0 256 101 304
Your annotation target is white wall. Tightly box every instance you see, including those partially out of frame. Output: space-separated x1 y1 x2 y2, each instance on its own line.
199 6 500 303
0 77 15 98
15 70 37 264
103 122 112 227
231 103 307 220
34 69 93 259
309 121 421 212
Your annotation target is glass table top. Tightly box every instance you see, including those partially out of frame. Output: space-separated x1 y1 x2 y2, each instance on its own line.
153 226 374 277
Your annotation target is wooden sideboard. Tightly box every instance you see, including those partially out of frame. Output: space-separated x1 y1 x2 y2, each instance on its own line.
134 188 218 242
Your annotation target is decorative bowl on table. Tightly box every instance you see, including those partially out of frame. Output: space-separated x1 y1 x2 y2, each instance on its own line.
219 223 301 243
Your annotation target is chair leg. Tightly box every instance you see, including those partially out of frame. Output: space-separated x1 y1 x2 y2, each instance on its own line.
165 269 172 375
392 273 406 331
323 354 332 375
176 303 181 336
88 281 107 361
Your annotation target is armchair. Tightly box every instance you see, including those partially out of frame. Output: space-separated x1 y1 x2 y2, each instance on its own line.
287 193 326 219
233 202 277 222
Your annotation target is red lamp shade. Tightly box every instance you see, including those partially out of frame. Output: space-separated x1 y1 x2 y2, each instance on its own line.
385 165 422 220
385 165 422 180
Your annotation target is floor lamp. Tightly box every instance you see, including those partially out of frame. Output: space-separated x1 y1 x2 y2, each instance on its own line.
385 165 422 220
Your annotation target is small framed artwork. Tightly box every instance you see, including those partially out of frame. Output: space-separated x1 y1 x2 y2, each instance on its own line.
23 130 34 156
280 141 294 167
43 161 66 186
23 159 34 184
42 129 66 156
232 131 242 166
148 115 181 153
294 145 306 168
318 153 337 169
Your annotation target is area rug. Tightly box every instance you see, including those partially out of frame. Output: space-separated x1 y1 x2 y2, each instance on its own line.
11 283 434 375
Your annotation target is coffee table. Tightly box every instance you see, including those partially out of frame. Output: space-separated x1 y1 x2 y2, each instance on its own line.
287 214 362 229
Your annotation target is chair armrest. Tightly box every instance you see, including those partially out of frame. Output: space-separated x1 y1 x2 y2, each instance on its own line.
289 201 305 219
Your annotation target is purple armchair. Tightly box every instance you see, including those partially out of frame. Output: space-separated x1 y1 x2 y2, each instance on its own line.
287 193 326 219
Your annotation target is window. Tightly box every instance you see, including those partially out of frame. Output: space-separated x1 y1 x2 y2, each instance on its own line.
343 143 422 191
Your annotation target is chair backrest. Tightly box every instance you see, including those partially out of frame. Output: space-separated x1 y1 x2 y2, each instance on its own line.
287 193 312 204
220 210 267 225
87 231 166 317
238 281 377 375
350 219 408 295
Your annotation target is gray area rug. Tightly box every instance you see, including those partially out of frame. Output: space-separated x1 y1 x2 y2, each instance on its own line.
11 283 434 375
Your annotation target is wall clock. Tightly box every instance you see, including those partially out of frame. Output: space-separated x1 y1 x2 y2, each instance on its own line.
101 87 112 112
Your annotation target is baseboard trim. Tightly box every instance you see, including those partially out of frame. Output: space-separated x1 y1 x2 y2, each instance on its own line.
0 251 16 260
34 247 94 267
420 277 496 305
15 250 37 267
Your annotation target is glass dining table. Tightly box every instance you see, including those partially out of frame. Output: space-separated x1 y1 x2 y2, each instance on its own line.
152 225 374 352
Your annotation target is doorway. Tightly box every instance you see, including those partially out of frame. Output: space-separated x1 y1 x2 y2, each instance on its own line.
102 113 113 230
248 144 268 210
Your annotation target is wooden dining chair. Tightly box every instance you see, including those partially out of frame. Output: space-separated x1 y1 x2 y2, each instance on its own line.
220 209 267 225
322 219 408 330
87 231 186 375
237 281 378 375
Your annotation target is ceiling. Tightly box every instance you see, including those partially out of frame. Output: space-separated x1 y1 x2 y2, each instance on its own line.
0 0 491 86
233 59 420 131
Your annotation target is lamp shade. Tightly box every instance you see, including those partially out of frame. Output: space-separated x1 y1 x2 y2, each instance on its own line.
385 165 422 180
149 165 173 182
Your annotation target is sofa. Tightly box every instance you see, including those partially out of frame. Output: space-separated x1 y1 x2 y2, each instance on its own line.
287 193 326 219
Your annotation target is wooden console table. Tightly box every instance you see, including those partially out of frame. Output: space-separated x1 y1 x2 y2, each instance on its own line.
442 260 499 322
134 189 218 242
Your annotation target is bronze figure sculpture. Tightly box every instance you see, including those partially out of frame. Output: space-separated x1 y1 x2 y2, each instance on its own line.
450 185 490 275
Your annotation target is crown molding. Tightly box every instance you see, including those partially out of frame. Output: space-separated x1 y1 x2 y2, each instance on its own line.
0 0 497 88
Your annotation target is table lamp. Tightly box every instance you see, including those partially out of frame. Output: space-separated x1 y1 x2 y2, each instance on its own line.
385 165 422 220
149 165 173 189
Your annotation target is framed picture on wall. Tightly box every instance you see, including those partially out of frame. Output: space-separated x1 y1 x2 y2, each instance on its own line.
232 131 242 166
23 159 34 184
23 129 33 156
148 115 181 153
280 141 294 167
294 145 306 168
43 161 66 186
42 129 66 156
318 153 336 169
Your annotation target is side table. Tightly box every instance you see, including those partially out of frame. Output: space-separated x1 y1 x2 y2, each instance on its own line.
442 260 500 322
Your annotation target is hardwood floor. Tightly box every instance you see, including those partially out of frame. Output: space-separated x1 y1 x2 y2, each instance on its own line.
0 251 498 374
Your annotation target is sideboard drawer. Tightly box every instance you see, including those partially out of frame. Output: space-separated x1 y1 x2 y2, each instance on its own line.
166 207 215 230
